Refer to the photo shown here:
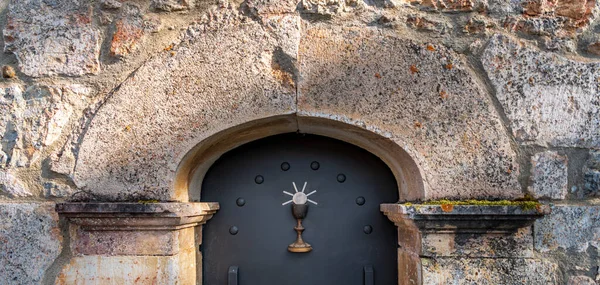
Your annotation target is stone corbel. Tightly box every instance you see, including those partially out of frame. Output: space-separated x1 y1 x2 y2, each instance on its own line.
55 202 219 284
381 203 550 285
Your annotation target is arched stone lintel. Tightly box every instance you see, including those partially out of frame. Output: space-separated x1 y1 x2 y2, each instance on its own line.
176 114 426 202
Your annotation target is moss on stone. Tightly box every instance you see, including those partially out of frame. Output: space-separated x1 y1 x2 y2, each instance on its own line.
137 199 160 204
402 199 541 211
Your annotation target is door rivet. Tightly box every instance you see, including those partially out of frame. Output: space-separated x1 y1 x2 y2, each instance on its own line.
337 174 346 183
254 175 264 184
229 226 239 235
363 225 373 234
356 196 366 206
281 162 290 171
236 198 245 207
310 161 320 170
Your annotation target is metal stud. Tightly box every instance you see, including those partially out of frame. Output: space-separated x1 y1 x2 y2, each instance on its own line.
281 162 290 171
356 196 365 206
229 226 239 235
236 198 245 207
254 175 264 184
337 174 346 183
363 225 373 234
310 161 320 170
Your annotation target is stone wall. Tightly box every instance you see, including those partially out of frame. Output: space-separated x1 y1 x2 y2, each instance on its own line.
0 0 598 284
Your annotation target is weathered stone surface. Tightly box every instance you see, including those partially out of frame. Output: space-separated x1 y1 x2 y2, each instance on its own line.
587 42 600 56
247 0 298 15
301 0 344 15
422 258 558 284
100 0 123 10
583 150 600 196
0 170 31 197
568 275 597 285
422 228 534 258
110 5 145 57
57 254 193 284
298 25 521 199
73 13 298 201
152 0 194 11
0 203 61 285
406 14 450 33
43 182 74 198
0 84 81 168
529 151 568 200
482 34 600 148
3 0 101 77
534 205 600 252
2 65 16 79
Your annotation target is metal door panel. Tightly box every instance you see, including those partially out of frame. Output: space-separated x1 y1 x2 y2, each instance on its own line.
201 134 398 285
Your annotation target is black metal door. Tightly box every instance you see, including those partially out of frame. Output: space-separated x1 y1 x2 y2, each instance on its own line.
201 134 398 285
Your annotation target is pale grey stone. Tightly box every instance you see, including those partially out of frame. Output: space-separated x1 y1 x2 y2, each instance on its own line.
583 150 600 196
301 0 344 15
101 0 122 9
0 84 86 169
152 0 194 11
482 34 600 148
0 170 31 197
3 0 101 77
529 151 568 200
298 25 521 200
73 12 298 201
0 203 61 285
534 205 600 252
43 182 74 198
422 258 558 284
568 275 597 285
246 0 298 15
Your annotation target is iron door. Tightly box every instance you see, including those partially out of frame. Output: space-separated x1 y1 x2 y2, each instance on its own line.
201 134 398 285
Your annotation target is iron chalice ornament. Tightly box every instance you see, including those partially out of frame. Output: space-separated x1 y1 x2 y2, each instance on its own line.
282 182 317 253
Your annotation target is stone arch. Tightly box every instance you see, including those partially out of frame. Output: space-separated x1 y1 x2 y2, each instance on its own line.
180 114 426 202
71 16 521 203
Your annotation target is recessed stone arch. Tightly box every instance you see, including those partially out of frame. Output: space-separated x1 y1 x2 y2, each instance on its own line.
181 114 426 202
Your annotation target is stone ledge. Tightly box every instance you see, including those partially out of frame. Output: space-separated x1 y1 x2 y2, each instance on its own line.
381 203 550 234
56 202 219 231
57 202 219 256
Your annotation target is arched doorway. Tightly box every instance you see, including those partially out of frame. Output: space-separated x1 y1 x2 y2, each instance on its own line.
200 133 398 284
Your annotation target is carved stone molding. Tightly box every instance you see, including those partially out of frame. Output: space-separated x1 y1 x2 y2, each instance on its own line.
56 202 219 231
381 203 550 234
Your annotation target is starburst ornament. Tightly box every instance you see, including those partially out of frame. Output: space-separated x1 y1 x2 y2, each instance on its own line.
282 181 318 206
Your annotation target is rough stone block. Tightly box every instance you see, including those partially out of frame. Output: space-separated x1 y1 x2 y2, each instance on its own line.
583 150 600 196
43 182 74 198
482 34 600 148
301 0 345 15
298 25 521 199
534 205 600 252
3 0 101 77
110 5 146 57
0 203 62 285
152 0 194 11
0 84 76 168
422 258 558 284
0 170 31 197
529 151 568 200
247 0 298 15
568 275 597 285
